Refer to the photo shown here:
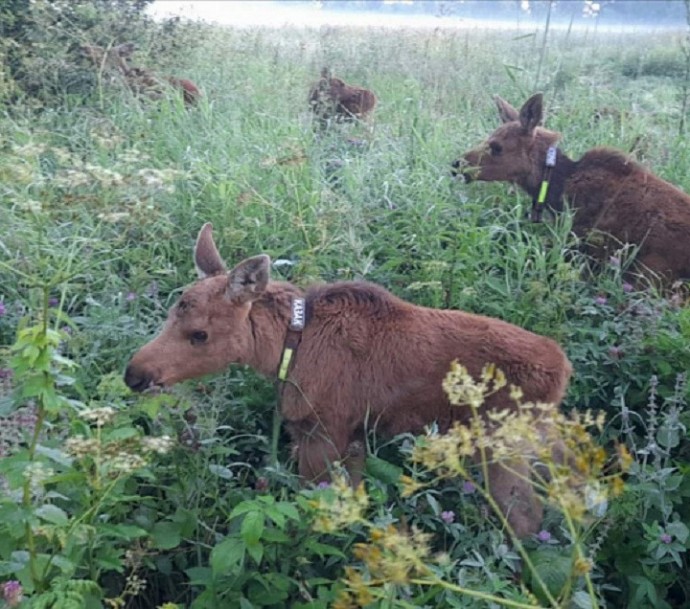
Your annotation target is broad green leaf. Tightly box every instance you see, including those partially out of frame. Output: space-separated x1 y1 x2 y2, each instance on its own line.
211 538 245 575
35 504 69 526
151 521 182 550
241 511 264 546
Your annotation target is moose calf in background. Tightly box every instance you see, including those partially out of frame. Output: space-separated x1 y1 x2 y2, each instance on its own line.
308 67 377 126
454 93 690 287
80 42 201 106
125 223 572 538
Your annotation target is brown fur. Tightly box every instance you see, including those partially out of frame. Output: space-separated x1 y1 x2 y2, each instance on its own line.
308 67 377 125
125 223 572 538
455 93 690 285
80 43 201 106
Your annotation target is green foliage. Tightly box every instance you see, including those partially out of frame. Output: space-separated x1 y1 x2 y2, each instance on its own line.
1 8 690 609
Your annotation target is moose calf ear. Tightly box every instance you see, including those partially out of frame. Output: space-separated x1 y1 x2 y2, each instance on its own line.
519 93 544 134
194 223 227 278
494 95 520 123
227 255 271 303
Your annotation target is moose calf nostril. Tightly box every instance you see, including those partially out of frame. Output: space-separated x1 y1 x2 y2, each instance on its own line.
124 365 151 393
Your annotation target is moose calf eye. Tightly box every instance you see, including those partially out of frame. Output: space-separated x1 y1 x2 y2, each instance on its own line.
190 331 208 345
489 142 503 156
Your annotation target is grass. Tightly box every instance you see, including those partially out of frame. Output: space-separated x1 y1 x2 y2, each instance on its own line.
2 17 690 609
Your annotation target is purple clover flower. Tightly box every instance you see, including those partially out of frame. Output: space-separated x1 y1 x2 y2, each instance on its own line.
126 291 137 302
440 510 455 524
462 480 476 494
0 301 6 316
595 295 608 306
622 282 634 293
2 580 23 607
48 297 59 308
316 481 330 490
660 533 673 544
537 530 552 542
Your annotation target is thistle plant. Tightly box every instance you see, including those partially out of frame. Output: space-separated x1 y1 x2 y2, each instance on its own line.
314 362 630 609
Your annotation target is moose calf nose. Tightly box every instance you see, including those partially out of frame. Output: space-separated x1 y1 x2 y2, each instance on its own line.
124 365 151 393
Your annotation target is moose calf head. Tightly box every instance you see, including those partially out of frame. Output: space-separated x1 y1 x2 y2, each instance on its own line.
125 224 272 391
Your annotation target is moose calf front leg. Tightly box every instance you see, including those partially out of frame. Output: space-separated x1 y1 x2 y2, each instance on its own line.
487 460 542 539
294 425 364 486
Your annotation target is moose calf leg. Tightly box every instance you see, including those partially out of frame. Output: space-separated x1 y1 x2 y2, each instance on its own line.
487 460 542 539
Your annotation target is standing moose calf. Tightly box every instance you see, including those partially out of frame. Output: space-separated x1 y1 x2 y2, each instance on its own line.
308 67 377 125
125 223 572 538
454 93 690 286
80 42 201 106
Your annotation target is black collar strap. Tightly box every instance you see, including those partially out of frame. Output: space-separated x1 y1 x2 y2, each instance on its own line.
277 297 306 381
531 145 558 223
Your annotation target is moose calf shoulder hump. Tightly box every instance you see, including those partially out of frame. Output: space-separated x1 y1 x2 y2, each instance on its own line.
455 92 690 285
125 223 572 538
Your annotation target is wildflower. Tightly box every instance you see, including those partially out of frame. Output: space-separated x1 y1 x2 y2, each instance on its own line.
536 530 551 542
2 580 23 607
622 282 634 293
23 462 54 492
65 436 100 458
311 474 368 532
80 406 116 426
140 435 175 455
594 295 607 306
660 533 673 544
440 510 455 524
573 556 593 575
0 301 5 316
462 480 476 494
317 481 331 489
48 297 59 307
126 291 137 302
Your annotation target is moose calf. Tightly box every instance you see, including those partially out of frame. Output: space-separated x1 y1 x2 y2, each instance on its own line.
454 93 690 286
125 223 572 538
80 42 201 106
308 67 377 125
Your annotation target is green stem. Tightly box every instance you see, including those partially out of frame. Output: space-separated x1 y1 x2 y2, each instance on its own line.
408 577 543 609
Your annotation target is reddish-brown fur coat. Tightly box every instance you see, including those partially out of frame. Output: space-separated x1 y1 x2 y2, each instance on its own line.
80 43 201 106
308 68 377 123
125 224 572 537
457 94 690 284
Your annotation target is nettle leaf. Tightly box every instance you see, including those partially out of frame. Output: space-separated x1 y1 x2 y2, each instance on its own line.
241 511 265 546
274 502 300 522
151 521 182 550
35 504 69 526
211 538 245 575
246 540 264 565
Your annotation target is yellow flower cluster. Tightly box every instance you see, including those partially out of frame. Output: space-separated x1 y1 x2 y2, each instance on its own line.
334 525 432 608
310 474 369 533
411 362 627 523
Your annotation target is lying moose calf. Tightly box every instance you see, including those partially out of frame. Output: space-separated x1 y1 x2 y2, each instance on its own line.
125 223 572 538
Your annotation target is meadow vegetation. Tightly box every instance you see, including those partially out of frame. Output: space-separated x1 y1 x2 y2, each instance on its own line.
1 2 690 608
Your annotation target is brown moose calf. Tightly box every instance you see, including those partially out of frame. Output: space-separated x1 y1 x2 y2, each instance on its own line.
454 93 690 286
80 43 201 106
125 223 572 538
308 68 377 125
